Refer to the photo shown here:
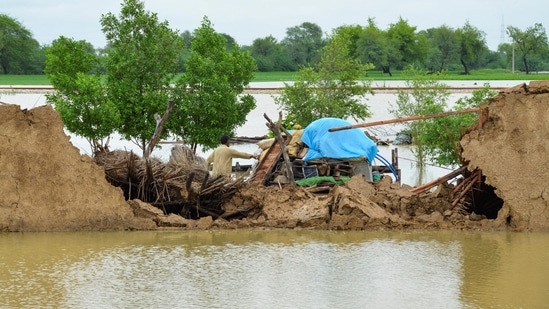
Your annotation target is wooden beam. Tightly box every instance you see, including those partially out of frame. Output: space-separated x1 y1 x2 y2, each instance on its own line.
410 165 467 194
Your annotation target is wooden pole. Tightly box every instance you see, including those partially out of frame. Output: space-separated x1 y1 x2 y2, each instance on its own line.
329 108 482 132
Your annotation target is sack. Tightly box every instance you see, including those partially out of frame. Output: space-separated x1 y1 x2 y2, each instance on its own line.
257 138 275 150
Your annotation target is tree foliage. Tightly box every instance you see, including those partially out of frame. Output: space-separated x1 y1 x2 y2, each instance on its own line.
0 14 43 74
507 23 549 74
391 67 497 167
386 18 429 70
44 36 119 154
275 29 374 127
5 11 549 76
456 21 488 74
171 17 257 151
282 22 325 67
100 0 183 156
251 35 294 71
421 84 497 166
356 18 392 75
390 66 450 166
422 25 460 73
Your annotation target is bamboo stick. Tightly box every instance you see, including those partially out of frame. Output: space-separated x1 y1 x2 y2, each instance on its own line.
329 108 482 132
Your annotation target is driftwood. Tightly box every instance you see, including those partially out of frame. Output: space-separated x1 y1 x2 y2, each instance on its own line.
329 108 482 132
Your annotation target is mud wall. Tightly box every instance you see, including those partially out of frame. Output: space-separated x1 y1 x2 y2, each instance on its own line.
461 81 549 231
0 104 154 231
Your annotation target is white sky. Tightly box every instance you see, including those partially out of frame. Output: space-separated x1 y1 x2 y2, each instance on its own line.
2 0 548 51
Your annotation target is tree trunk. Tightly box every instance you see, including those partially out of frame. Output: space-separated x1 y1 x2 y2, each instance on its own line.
460 58 470 75
382 65 392 77
522 55 530 74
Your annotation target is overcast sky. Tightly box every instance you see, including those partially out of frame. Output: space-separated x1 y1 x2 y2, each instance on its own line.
3 0 548 51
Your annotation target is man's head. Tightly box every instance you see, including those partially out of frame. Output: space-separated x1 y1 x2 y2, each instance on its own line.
220 135 230 145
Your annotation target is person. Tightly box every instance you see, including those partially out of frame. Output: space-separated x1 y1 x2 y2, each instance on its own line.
206 135 258 177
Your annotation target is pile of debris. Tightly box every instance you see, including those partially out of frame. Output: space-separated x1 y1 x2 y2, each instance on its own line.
94 145 246 220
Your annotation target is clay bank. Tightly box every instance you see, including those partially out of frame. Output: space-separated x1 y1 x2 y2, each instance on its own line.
0 81 548 232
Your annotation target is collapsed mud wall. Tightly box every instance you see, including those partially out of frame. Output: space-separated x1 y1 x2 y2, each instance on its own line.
461 81 549 231
0 104 155 231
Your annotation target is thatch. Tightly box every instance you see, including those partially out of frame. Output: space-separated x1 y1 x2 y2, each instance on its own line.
94 147 251 220
165 145 208 182
94 149 139 183
167 145 207 170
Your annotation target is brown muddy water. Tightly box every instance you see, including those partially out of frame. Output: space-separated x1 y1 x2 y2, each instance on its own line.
1 230 548 308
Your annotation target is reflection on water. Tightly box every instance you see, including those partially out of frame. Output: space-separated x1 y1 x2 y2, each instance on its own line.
1 230 548 309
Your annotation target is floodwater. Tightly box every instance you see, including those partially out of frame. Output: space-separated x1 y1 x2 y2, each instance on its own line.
1 230 548 309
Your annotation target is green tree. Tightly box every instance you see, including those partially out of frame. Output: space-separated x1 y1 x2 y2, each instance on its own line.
456 21 488 74
421 84 497 166
422 25 460 73
171 17 257 152
250 35 294 71
100 0 183 156
390 66 449 167
275 29 374 127
44 36 119 154
507 23 549 74
356 18 393 75
386 18 428 70
391 68 497 168
332 24 364 60
0 14 43 74
282 22 325 68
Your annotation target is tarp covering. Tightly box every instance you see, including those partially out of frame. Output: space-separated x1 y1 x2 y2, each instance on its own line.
301 118 378 162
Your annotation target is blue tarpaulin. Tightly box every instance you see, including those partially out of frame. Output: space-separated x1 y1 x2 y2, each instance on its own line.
301 118 378 162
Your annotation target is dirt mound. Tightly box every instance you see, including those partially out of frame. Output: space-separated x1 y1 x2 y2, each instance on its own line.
0 104 155 231
1 81 548 232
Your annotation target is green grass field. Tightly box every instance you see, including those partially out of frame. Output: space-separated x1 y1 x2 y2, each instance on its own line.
254 70 549 81
1 70 547 86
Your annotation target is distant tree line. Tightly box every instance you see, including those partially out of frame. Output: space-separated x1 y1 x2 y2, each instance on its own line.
1 12 548 75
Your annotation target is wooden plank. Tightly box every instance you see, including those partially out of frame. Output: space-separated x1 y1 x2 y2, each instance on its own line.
251 135 289 185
